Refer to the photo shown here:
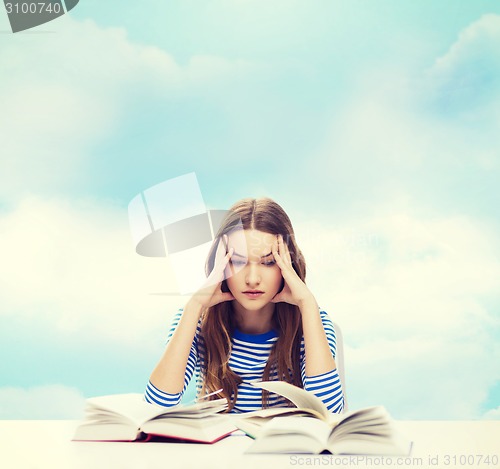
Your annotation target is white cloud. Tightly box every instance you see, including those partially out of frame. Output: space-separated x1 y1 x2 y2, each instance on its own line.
0 195 190 348
0 14 261 201
430 14 500 86
425 13 500 124
482 406 500 420
0 384 85 419
302 14 500 212
296 208 500 419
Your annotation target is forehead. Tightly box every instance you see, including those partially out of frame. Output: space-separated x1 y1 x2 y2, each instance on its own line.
226 229 276 257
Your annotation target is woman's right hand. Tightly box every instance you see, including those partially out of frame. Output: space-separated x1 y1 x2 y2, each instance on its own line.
187 235 235 310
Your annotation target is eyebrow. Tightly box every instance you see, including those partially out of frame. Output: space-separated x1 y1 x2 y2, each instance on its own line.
232 251 273 259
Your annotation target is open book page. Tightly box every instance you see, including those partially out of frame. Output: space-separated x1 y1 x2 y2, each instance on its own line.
142 415 238 443
234 406 325 421
230 408 325 439
329 406 388 430
85 393 227 428
245 414 412 455
263 416 331 440
331 407 392 439
245 417 331 454
74 394 232 442
251 381 330 420
328 422 412 456
154 399 228 418
237 382 412 455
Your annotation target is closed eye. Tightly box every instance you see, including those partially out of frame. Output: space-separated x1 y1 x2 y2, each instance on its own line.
262 259 276 266
230 259 247 266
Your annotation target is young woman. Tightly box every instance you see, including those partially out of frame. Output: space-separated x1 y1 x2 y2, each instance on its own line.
145 197 344 413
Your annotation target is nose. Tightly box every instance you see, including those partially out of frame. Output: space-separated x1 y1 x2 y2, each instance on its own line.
245 263 261 286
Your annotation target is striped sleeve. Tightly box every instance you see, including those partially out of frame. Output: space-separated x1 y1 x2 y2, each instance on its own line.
144 309 200 407
300 310 345 414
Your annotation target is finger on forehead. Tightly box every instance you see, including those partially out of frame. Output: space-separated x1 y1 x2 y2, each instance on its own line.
215 235 228 260
274 235 279 245
225 229 249 255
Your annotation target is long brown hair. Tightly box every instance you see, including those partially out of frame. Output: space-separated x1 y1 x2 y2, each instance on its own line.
200 198 306 411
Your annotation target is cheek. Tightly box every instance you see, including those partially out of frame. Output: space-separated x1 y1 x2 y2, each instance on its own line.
225 270 234 289
225 266 243 289
266 267 283 290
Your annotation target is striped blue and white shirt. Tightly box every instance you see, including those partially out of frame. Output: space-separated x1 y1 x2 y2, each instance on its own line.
145 308 344 414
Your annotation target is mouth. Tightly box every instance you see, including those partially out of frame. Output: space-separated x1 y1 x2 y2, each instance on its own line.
242 290 264 299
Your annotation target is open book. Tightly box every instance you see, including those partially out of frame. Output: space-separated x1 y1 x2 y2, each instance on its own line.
233 381 411 455
73 392 237 444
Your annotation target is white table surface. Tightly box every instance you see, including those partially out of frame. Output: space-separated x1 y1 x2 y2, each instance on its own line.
0 420 498 469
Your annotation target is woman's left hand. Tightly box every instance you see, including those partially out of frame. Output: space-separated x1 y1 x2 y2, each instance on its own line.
271 234 316 307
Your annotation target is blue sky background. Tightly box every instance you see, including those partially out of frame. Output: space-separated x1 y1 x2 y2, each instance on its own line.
0 1 499 419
